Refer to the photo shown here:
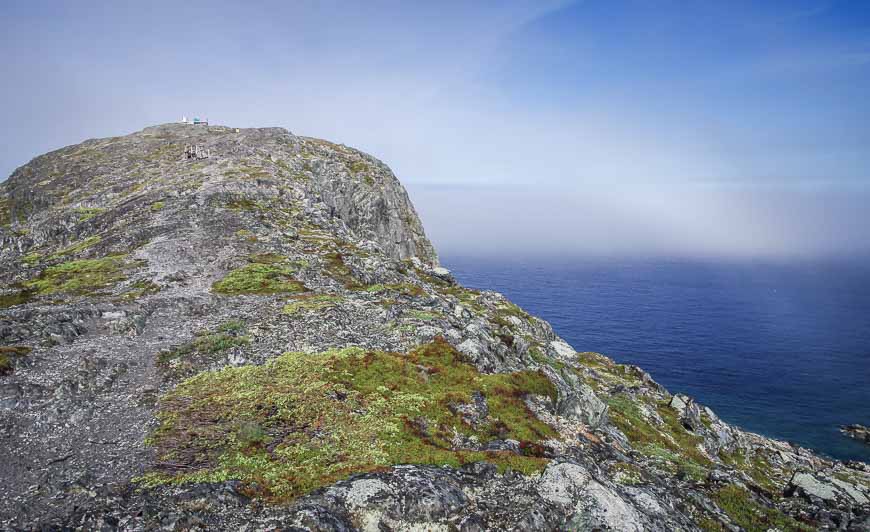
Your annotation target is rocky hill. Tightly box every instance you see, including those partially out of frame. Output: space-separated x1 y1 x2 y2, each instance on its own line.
1 123 868 530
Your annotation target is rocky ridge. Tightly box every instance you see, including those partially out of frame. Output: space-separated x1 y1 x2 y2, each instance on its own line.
1 123 868 530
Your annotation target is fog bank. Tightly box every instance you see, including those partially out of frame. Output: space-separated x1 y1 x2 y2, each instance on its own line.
409 183 870 261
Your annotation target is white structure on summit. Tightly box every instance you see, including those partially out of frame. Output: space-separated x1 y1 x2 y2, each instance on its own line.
180 116 208 125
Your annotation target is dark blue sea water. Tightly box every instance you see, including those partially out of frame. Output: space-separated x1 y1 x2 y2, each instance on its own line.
442 256 870 463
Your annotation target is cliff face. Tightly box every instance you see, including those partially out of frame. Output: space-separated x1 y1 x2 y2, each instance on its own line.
0 124 868 531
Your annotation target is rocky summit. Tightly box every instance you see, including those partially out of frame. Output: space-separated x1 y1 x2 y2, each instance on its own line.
1 123 868 531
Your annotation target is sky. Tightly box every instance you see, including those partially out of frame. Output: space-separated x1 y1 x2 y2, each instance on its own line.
1 0 868 260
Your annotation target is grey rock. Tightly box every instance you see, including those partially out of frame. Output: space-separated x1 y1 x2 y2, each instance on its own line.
0 122 864 531
557 384 608 428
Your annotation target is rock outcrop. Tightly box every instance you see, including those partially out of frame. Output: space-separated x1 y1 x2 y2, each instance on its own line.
1 123 868 530
843 425 870 445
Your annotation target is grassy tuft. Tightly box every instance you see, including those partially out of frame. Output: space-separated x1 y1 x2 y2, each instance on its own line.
213 263 305 295
121 279 161 301
282 294 342 315
0 290 34 308
50 235 102 259
0 346 32 376
405 309 441 321
359 283 424 297
158 321 249 378
142 338 557 501
322 252 362 288
25 256 128 296
74 207 105 222
606 394 712 479
22 252 41 266
712 485 812 532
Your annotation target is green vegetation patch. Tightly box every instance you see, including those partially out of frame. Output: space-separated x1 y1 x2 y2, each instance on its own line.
212 263 305 295
150 201 165 212
50 235 101 259
606 394 712 480
405 309 441 321
529 346 567 372
248 253 286 264
323 252 363 289
348 160 370 175
711 484 812 532
142 338 557 502
158 320 249 379
121 279 161 301
282 294 342 315
0 197 10 226
0 346 32 376
0 290 34 309
22 252 41 266
74 207 105 222
719 449 780 493
225 198 260 211
24 256 129 296
438 284 485 314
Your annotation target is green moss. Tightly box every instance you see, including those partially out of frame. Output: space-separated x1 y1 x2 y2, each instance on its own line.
438 285 486 314
405 309 441 321
74 207 105 222
577 353 646 390
24 256 128 296
143 339 557 502
489 302 534 333
226 198 259 211
158 322 249 378
529 345 566 371
0 346 31 376
282 294 342 315
121 279 161 301
240 166 271 180
234 229 257 242
213 263 305 295
606 394 711 479
248 253 286 264
697 516 728 531
0 290 34 308
323 252 362 288
719 449 780 493
150 201 165 212
640 444 708 480
22 252 41 266
712 485 812 532
50 235 101 259
0 197 10 227
833 469 870 490
348 160 370 175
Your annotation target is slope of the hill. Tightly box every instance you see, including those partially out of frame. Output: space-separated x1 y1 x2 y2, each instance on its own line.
0 124 867 530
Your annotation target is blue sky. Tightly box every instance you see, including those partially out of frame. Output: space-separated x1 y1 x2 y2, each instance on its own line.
1 1 868 258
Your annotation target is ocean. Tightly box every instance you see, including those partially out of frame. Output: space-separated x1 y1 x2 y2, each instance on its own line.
442 256 870 463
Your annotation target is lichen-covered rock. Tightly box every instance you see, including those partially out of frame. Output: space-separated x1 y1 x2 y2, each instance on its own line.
556 384 608 428
1 123 868 530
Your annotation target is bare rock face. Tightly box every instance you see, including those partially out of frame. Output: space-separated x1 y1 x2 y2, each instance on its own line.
843 424 870 444
1 124 869 530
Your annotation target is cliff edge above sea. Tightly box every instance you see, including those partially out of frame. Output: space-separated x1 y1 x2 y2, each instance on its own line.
1 123 868 530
